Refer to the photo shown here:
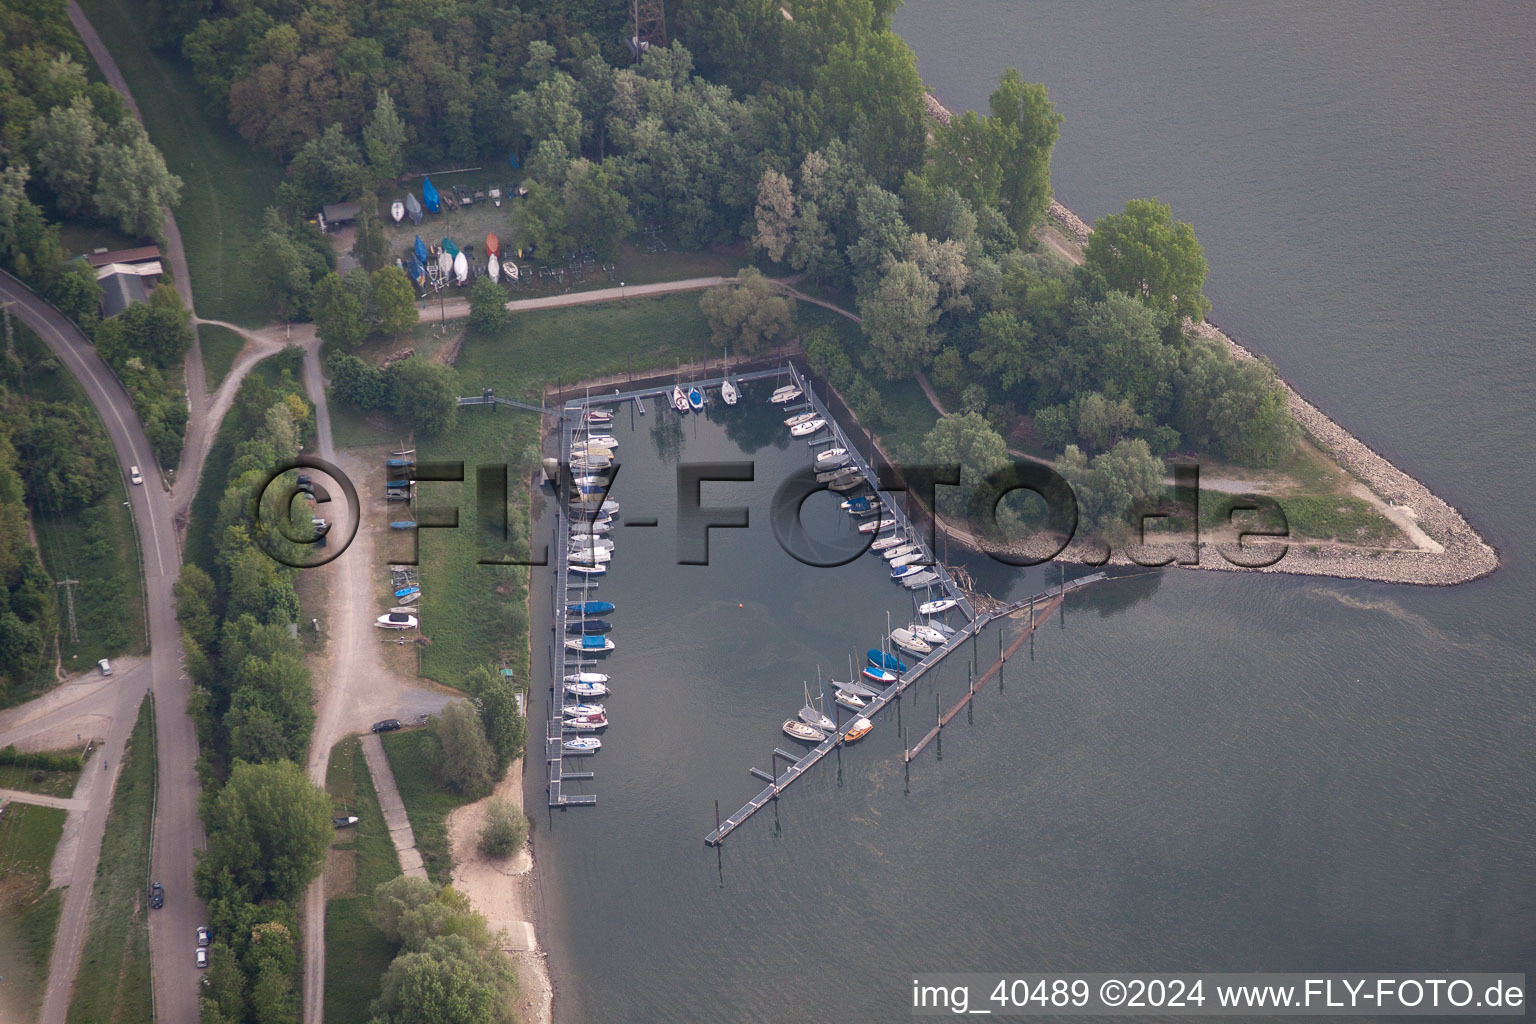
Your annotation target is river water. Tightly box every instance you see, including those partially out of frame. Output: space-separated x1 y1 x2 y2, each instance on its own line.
530 5 1536 1020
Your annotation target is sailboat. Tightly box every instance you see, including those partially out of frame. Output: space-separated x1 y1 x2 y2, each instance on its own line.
564 635 614 653
404 191 423 224
784 411 818 428
671 385 689 413
562 703 607 719
565 600 616 616
769 384 802 404
390 200 405 223
889 628 932 656
919 598 958 615
564 619 612 634
563 714 608 732
687 384 704 410
487 252 500 282
422 176 441 213
891 563 926 580
870 533 907 552
881 543 920 561
782 719 825 743
856 518 895 536
868 648 906 673
565 679 610 698
797 682 836 733
890 552 928 569
833 687 867 711
789 418 825 438
815 447 849 467
862 663 896 685
720 378 739 405
909 623 947 645
454 251 468 284
563 736 601 753
900 570 941 589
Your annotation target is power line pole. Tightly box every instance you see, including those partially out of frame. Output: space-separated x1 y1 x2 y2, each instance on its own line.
56 578 80 644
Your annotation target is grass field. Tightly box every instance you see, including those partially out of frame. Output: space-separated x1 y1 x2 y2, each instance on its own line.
66 699 153 1024
379 728 488 885
323 737 400 1024
73 0 283 326
8 325 146 694
199 324 246 391
0 801 68 1024
0 752 84 797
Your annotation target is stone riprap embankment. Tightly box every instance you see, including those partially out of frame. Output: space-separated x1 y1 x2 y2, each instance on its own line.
922 93 1498 585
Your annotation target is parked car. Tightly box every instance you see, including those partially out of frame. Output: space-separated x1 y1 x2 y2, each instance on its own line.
150 882 164 909
371 719 402 733
196 926 211 946
296 473 313 492
98 658 113 676
129 465 143 486
196 947 208 968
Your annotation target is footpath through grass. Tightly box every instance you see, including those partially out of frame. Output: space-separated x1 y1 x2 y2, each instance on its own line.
323 736 400 1024
66 698 154 1024
379 728 488 885
0 802 68 1024
73 0 283 325
199 324 246 391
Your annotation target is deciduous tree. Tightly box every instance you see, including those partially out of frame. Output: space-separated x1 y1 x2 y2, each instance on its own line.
698 268 796 357
431 700 495 794
752 169 796 263
858 259 939 378
195 759 331 903
1084 198 1211 325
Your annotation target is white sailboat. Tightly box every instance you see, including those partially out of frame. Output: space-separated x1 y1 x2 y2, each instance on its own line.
720 378 738 405
784 411 818 427
815 446 849 467
488 252 500 282
789 417 825 437
390 201 405 223
919 598 958 615
769 384 802 404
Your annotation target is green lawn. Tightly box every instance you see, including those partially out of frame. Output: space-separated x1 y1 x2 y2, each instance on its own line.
378 729 488 885
66 698 153 1024
0 753 84 798
0 801 68 1024
323 737 400 1024
73 0 283 325
199 324 246 391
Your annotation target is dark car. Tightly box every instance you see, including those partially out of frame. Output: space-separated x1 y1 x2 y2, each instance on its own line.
371 719 402 733
296 473 313 493
150 882 164 909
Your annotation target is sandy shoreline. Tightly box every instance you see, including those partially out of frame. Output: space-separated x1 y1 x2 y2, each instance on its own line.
925 92 1497 586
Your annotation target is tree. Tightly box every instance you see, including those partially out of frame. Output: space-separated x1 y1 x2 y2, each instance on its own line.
467 276 507 334
326 352 387 410
430 701 495 794
752 169 796 263
478 797 527 859
845 184 907 292
370 266 418 338
351 206 390 273
858 259 940 379
196 759 331 903
279 124 365 213
32 95 101 217
1054 438 1166 534
311 272 367 349
506 181 571 262
386 357 458 436
814 30 927 190
988 69 1062 236
921 411 1013 518
363 89 406 182
93 120 182 239
789 199 841 284
251 208 328 319
174 564 219 652
1173 340 1299 466
372 876 437 943
970 310 1035 391
698 268 796 357
371 935 518 1024
1084 198 1211 324
561 158 631 260
472 670 525 770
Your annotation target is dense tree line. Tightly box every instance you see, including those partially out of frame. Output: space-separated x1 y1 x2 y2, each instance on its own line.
0 0 181 326
0 421 57 693
93 282 193 465
327 352 461 437
169 353 324 1024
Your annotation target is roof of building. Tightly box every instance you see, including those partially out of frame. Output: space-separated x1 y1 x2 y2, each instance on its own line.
85 245 162 268
100 270 149 319
322 202 361 223
94 260 163 280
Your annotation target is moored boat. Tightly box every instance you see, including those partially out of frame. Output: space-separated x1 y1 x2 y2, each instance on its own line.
565 619 612 634
814 446 849 467
858 517 896 535
881 543 919 561
900 570 941 589
784 411 818 427
889 551 927 568
563 736 601 753
861 664 897 685
687 385 704 410
769 385 802 404
562 702 606 719
565 680 610 698
567 564 606 576
721 379 738 405
672 385 689 413
868 649 906 672
919 598 958 615
834 688 867 711
870 533 907 551
842 717 873 742
909 623 947 645
798 683 836 733
566 600 615 616
782 718 826 743
564 635 614 653
563 714 608 732
891 563 926 580
889 628 932 655
789 417 825 437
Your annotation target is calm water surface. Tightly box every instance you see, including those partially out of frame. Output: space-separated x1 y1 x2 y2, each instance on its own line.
529 5 1536 1020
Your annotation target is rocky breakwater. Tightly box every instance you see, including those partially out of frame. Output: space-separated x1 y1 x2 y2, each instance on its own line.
922 92 1498 585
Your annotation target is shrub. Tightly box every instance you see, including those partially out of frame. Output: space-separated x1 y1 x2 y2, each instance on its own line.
476 797 527 859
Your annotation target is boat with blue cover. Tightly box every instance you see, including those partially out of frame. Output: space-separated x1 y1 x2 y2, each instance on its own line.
867 649 906 672
566 600 615 616
422 177 441 213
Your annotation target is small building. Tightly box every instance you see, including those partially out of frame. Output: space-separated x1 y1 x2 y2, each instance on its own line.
318 202 360 231
85 245 162 269
98 269 149 318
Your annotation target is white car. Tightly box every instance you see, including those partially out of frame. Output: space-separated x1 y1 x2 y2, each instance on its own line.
97 658 113 676
129 465 143 485
196 926 210 946
195 947 208 968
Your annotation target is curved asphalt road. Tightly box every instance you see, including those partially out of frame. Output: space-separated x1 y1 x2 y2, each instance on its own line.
1 270 204 1024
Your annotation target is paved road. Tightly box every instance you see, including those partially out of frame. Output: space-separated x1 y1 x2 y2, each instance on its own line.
0 270 204 1024
0 788 88 811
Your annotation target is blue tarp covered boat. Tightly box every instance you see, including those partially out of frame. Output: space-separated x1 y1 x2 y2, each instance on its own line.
441 237 459 258
867 648 906 672
414 235 428 265
407 257 424 287
565 619 612 634
389 521 416 530
566 601 615 616
422 177 440 213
